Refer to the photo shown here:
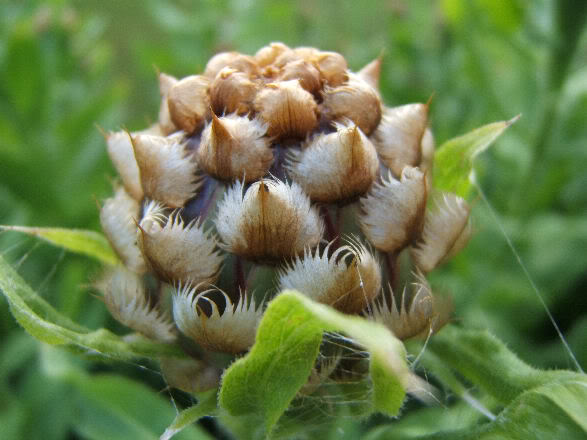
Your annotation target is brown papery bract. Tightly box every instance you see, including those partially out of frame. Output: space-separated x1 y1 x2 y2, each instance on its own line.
360 166 427 253
198 113 272 182
210 67 259 116
204 51 259 79
254 80 318 139
157 73 178 135
167 75 210 134
322 73 382 136
286 122 379 203
374 103 429 177
215 179 323 261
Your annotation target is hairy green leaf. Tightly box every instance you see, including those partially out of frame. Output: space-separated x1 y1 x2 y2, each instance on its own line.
428 326 578 404
0 225 119 265
0 254 183 359
433 116 519 197
219 290 412 436
161 390 218 440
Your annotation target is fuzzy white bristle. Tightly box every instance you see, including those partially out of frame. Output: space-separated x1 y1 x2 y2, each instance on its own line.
360 166 427 253
97 267 176 342
215 178 324 260
138 211 223 286
411 193 471 272
132 133 201 208
100 187 146 274
278 236 381 313
286 121 379 203
172 284 263 353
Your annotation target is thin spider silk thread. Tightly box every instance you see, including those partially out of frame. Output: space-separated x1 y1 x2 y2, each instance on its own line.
472 175 584 373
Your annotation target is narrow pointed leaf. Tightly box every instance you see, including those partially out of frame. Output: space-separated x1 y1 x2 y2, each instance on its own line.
160 389 218 440
0 225 119 265
433 116 519 197
0 254 183 360
219 290 412 436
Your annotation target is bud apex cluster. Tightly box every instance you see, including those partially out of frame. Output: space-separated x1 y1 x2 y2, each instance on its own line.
99 42 473 377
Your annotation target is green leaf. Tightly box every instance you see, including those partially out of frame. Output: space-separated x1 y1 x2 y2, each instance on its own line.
0 254 183 360
433 116 519 197
161 389 218 440
0 225 119 265
427 325 578 405
219 290 411 436
40 345 211 440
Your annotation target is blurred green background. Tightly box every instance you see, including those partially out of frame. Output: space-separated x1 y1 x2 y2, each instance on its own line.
0 0 585 439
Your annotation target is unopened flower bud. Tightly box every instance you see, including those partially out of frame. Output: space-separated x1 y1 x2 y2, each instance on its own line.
322 74 382 136
173 284 262 353
374 103 429 177
96 267 176 342
411 193 471 272
254 42 290 67
160 358 220 393
371 274 438 340
158 72 179 135
314 51 348 86
105 130 143 200
198 114 272 182
210 67 259 115
215 179 323 261
357 56 382 91
204 51 259 79
138 207 223 285
100 187 146 274
286 122 379 203
167 75 210 134
279 238 381 314
277 59 322 95
254 80 318 139
360 166 427 252
132 133 200 208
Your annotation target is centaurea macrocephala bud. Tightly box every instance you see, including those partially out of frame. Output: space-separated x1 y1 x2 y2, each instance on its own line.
215 178 323 262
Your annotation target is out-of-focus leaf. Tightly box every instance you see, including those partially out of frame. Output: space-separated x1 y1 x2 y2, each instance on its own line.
0 225 119 265
40 345 211 440
219 290 411 436
160 389 217 440
434 116 519 197
0 254 183 359
428 326 579 404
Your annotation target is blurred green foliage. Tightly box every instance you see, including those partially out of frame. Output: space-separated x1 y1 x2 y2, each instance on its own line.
0 0 585 438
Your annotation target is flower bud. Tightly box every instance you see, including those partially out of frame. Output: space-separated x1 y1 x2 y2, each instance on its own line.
277 59 322 95
286 122 379 203
198 113 272 182
371 274 438 340
160 358 220 393
411 193 471 272
138 206 223 285
215 178 324 261
158 72 178 135
105 130 143 200
204 51 259 78
172 284 262 353
96 267 176 342
254 42 290 67
167 75 210 134
357 56 382 91
322 74 382 136
100 187 146 274
209 67 259 115
279 238 381 314
131 133 200 208
374 103 429 177
254 80 318 139
359 166 427 252
314 51 348 86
